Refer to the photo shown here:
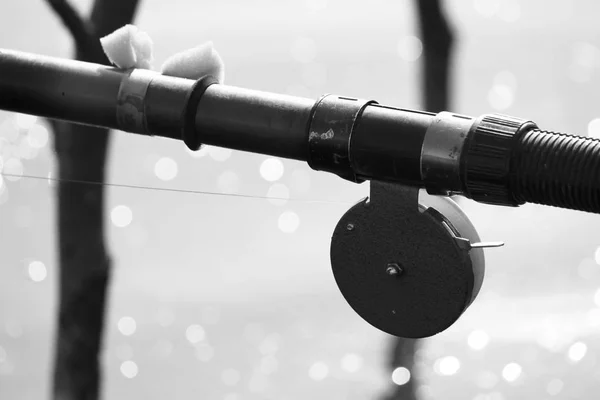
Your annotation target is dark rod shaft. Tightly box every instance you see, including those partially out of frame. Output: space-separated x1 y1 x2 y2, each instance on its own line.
0 48 312 162
195 85 314 161
0 49 122 130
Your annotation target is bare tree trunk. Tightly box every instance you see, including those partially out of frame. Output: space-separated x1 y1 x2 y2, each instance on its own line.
383 1 454 399
46 1 140 399
417 0 454 114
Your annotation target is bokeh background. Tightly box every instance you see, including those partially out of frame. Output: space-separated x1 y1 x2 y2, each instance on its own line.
2 0 600 399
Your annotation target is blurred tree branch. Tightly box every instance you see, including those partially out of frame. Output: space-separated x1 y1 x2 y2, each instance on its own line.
45 0 140 399
416 0 454 113
46 0 96 54
384 1 454 400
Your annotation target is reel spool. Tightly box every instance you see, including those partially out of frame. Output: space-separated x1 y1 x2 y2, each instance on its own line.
330 181 499 339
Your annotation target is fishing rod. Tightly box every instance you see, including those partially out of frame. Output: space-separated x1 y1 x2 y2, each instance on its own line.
1 48 599 339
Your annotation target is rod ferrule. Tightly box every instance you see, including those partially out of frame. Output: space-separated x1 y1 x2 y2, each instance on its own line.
420 112 475 195
116 68 158 135
307 95 377 182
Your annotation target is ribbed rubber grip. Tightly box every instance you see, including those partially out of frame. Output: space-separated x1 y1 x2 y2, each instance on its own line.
510 129 600 213
462 114 537 206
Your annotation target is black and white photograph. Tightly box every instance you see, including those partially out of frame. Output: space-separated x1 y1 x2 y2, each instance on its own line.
1 1 600 399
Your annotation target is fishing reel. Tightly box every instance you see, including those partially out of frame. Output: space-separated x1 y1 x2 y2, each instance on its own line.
330 181 499 339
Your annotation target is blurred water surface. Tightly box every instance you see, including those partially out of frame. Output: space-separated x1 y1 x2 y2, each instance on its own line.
2 1 600 399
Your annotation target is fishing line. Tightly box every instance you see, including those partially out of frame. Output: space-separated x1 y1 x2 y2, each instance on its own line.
0 172 355 206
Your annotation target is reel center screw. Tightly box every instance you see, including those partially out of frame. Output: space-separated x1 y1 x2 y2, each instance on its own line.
386 263 403 277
